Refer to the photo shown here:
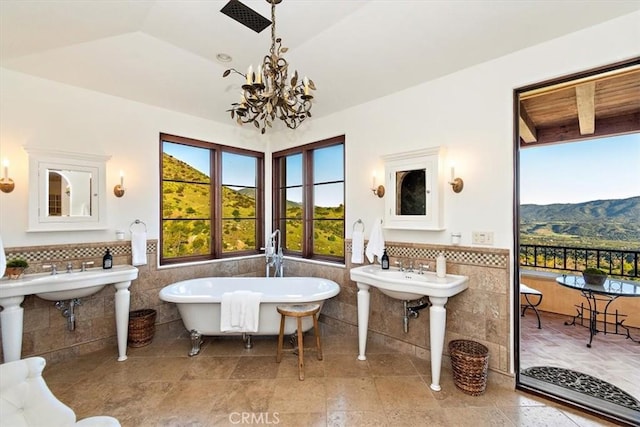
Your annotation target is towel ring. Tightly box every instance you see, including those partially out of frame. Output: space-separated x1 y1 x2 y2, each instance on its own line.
353 219 365 232
129 219 147 233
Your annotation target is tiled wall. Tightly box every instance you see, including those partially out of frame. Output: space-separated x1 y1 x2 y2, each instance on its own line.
2 240 511 380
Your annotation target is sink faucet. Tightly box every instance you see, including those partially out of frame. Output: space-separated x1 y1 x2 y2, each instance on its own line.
418 263 428 275
262 229 284 277
406 260 414 272
395 260 404 271
66 261 74 273
42 263 58 275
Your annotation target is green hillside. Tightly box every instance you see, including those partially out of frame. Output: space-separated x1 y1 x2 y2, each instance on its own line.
162 153 344 258
281 202 344 256
520 196 640 250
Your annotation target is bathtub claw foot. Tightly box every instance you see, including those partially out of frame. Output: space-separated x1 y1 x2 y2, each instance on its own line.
189 330 203 357
243 333 253 349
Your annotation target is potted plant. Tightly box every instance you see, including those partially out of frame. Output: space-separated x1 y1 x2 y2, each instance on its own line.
582 267 607 286
5 259 28 279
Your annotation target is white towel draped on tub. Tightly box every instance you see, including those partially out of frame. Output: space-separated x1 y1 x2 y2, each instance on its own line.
131 231 147 266
365 218 385 263
221 291 262 333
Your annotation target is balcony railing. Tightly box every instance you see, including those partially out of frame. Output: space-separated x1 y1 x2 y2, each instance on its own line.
519 244 640 279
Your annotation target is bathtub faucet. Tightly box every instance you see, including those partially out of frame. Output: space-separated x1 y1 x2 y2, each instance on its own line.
263 229 284 277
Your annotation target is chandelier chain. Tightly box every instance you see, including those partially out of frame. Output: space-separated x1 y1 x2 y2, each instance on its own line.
270 1 276 55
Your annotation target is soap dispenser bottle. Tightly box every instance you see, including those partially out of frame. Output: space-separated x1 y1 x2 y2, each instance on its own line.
381 248 390 270
103 249 113 269
436 252 446 278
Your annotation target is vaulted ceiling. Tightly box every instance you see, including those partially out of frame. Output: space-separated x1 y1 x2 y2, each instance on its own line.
1 1 639 130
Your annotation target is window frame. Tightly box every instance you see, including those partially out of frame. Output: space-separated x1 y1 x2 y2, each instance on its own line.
272 135 345 263
159 133 264 266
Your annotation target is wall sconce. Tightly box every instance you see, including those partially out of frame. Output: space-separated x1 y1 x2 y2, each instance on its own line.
448 166 464 193
113 170 125 197
0 159 15 193
371 172 385 198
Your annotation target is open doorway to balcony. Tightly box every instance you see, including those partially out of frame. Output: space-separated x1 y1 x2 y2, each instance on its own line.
513 57 640 426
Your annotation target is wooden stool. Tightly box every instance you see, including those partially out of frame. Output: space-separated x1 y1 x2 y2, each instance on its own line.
276 303 323 380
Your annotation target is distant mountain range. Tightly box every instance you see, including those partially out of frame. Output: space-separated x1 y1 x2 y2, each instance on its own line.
520 196 640 248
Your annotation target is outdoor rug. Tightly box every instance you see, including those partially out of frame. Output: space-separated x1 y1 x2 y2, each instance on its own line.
521 366 640 412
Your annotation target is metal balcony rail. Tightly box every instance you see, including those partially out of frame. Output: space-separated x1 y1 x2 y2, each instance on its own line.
519 244 640 279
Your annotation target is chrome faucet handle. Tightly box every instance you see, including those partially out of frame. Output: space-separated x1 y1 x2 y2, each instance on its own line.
42 263 58 275
395 260 404 271
66 261 74 273
81 261 94 272
260 247 274 264
418 263 427 274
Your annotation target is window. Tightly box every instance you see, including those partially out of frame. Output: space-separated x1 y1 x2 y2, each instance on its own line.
160 133 263 265
273 136 345 262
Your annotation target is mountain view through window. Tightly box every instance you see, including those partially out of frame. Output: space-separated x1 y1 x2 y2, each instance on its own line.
519 134 640 276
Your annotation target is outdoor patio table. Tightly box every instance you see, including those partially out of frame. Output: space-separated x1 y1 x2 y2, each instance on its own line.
556 275 640 347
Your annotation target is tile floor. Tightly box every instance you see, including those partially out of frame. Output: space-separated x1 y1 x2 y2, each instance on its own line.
520 310 640 400
42 327 622 427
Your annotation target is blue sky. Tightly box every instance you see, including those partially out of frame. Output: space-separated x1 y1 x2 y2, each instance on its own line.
167 135 640 207
163 142 209 175
163 142 256 187
520 133 640 205
164 142 344 206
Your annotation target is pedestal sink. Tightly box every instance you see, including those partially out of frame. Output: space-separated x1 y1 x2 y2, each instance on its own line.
0 265 138 363
350 265 469 391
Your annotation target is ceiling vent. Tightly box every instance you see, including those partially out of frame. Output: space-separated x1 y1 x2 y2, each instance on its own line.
220 0 271 33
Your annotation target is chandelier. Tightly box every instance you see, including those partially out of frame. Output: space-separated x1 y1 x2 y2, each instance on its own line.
223 0 315 134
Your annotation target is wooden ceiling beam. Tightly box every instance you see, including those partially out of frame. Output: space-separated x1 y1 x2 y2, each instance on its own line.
521 112 640 146
575 82 596 135
519 103 537 143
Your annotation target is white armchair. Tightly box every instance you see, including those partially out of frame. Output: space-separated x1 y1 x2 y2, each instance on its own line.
0 356 120 427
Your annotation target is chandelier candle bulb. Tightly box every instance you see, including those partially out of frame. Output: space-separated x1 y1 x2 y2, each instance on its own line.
119 170 124 188
246 65 253 85
256 65 263 85
3 159 8 179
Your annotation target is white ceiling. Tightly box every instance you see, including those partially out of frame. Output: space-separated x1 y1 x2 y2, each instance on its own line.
2 0 639 130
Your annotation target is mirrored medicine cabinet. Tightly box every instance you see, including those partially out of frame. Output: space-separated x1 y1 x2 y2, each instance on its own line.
382 146 445 230
25 147 111 232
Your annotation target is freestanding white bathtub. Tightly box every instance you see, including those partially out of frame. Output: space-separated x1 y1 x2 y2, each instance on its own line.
159 276 340 356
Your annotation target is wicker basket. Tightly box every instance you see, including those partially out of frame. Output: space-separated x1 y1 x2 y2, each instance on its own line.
128 309 157 348
449 339 489 396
